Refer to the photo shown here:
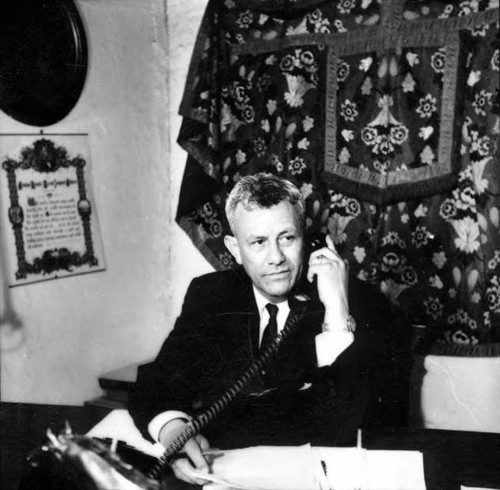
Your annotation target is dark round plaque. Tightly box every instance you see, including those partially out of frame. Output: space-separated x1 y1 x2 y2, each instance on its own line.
0 0 88 127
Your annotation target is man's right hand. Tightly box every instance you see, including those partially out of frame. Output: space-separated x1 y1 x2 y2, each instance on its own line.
158 418 211 485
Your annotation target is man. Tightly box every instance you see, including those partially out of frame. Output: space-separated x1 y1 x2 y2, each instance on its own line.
129 173 410 485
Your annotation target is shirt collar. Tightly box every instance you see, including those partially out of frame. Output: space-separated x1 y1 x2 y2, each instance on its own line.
252 285 289 315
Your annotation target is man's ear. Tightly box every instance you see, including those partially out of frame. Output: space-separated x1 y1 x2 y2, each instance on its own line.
224 235 242 265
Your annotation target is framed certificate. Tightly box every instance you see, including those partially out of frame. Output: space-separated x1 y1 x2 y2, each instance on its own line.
0 133 105 286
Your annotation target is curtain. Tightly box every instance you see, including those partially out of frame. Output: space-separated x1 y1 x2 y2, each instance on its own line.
176 0 500 345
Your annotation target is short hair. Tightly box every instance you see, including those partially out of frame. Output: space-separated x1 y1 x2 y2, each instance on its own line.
225 173 305 234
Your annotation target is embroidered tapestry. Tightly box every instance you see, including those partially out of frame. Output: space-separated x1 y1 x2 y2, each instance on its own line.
176 0 500 345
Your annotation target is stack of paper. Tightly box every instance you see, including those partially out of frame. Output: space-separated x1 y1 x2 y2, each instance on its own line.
200 445 426 490
314 446 426 490
199 444 320 490
86 410 427 490
86 409 165 458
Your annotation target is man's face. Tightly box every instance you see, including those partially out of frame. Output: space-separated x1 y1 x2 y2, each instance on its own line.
225 201 304 303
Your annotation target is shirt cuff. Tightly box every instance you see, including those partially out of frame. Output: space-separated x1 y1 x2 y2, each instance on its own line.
315 330 354 367
148 410 191 442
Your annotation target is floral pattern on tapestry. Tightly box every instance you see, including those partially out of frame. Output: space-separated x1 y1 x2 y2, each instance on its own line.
176 0 500 344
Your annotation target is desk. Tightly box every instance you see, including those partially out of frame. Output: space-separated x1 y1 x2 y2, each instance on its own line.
0 402 104 490
362 427 500 490
2 402 499 490
85 360 147 411
157 428 500 490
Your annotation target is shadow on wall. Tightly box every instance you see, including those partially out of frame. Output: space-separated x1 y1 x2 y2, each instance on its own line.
0 230 24 366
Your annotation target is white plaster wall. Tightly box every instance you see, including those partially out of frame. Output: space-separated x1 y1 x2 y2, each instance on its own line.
0 0 212 405
167 0 213 315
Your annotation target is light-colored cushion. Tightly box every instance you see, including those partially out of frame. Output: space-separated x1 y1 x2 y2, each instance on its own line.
411 350 500 433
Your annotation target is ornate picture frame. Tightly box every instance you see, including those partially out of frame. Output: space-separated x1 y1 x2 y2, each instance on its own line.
0 133 105 286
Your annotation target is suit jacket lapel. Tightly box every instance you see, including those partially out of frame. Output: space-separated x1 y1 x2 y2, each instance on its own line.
221 267 260 360
239 271 260 359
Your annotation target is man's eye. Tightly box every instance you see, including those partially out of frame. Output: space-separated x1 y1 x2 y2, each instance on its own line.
281 235 295 243
252 239 265 246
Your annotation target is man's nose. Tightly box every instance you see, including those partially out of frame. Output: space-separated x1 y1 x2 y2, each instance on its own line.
267 241 285 264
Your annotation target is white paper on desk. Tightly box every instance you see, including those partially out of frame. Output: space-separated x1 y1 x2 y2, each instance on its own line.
203 445 322 490
86 409 164 458
314 447 426 490
192 469 248 489
461 487 500 490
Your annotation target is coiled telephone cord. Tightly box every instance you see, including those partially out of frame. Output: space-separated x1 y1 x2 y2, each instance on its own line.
147 305 306 479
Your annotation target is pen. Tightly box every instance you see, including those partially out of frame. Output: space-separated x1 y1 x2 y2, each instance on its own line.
203 448 224 464
355 429 363 490
170 448 224 463
110 435 118 453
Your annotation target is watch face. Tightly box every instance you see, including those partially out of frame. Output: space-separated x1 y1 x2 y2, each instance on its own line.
0 0 88 127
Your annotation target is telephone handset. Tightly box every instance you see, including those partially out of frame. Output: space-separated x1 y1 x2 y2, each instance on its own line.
305 232 328 256
147 233 328 479
296 231 328 298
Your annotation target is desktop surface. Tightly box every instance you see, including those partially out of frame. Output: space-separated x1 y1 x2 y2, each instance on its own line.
1 402 499 490
0 402 105 490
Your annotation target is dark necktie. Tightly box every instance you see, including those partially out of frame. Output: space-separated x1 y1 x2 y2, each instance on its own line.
260 303 278 353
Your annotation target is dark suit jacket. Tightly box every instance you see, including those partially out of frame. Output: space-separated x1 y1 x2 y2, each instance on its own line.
128 267 411 449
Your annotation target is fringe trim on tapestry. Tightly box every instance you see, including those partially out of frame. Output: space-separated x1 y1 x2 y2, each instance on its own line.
416 340 500 358
323 172 459 206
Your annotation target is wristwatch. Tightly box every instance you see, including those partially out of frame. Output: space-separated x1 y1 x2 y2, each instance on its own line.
322 314 356 333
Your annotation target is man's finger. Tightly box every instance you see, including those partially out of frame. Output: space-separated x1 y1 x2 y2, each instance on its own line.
309 247 342 264
172 459 209 486
307 266 317 283
185 438 208 471
325 234 336 251
195 434 211 452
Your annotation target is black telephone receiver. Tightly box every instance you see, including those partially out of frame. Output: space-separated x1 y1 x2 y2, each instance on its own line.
306 232 328 256
147 233 328 479
295 231 328 298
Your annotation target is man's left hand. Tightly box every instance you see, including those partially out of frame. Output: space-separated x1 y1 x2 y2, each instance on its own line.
306 234 349 327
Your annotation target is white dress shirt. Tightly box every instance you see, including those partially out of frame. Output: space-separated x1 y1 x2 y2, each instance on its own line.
148 287 354 442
